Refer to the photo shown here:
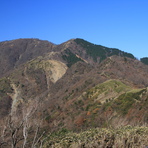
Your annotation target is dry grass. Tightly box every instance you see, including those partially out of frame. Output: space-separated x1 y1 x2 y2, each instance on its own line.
42 126 148 148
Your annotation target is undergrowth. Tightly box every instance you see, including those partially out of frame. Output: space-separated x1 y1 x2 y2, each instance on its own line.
42 126 148 148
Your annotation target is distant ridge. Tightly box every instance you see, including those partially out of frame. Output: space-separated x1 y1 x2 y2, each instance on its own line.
140 57 148 65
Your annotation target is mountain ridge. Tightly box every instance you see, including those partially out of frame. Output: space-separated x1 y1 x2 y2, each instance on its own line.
0 38 148 147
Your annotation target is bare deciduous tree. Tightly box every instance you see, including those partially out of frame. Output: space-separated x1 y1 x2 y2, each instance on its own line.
0 100 45 148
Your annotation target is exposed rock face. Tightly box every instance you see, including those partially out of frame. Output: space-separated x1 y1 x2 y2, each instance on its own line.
8 83 23 115
42 60 68 83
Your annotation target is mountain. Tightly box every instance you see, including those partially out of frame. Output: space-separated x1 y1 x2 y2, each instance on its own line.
140 57 148 65
0 38 55 78
0 38 136 78
0 38 147 147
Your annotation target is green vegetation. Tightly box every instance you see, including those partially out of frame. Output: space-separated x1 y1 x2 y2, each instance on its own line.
103 88 146 115
74 38 135 62
85 79 131 100
75 38 108 62
140 57 148 65
0 77 12 98
113 93 135 115
81 80 146 119
62 48 83 67
42 126 148 148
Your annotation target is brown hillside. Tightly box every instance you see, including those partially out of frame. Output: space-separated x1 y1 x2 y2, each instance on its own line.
0 38 147 147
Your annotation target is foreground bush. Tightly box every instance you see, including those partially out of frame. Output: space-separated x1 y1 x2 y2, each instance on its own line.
43 126 148 148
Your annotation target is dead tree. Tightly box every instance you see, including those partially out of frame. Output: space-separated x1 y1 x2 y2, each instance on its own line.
0 100 45 148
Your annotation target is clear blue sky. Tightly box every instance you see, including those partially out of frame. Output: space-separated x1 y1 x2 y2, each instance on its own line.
0 0 148 59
